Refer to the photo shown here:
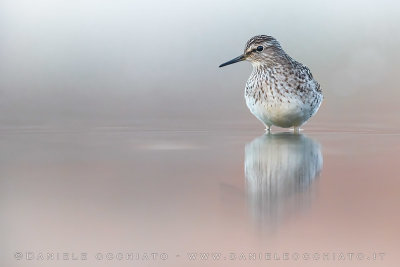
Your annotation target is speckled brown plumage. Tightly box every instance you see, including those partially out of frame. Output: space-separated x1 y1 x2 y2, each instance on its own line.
220 35 323 131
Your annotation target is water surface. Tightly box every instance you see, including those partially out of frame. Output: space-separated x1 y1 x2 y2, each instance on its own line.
1 124 399 266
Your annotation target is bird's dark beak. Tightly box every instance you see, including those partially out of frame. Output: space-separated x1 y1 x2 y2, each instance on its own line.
219 54 246 68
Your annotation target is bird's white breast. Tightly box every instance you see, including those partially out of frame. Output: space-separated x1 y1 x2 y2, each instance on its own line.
245 94 310 128
245 69 322 128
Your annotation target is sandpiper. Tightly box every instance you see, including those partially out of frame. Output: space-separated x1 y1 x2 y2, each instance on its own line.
219 35 323 132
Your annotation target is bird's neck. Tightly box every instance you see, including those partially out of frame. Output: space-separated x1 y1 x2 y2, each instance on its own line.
251 52 293 74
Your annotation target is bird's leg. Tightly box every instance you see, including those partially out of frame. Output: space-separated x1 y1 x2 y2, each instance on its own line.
293 126 300 134
265 125 271 134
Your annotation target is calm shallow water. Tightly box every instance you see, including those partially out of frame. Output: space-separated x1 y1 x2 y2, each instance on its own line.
1 124 399 267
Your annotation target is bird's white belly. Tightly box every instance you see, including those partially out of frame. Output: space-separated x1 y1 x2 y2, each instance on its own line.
246 97 313 128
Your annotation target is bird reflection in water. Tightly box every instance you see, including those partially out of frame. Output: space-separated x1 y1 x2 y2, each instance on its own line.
245 133 323 230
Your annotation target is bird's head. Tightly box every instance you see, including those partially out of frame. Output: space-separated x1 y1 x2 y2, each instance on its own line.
219 35 283 68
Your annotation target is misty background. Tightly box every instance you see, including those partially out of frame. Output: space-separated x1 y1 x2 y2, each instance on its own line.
2 2 400 267
1 0 399 129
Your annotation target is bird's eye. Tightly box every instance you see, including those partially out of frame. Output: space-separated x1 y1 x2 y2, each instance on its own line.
256 46 264 51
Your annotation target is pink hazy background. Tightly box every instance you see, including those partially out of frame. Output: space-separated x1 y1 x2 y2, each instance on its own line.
1 0 399 266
